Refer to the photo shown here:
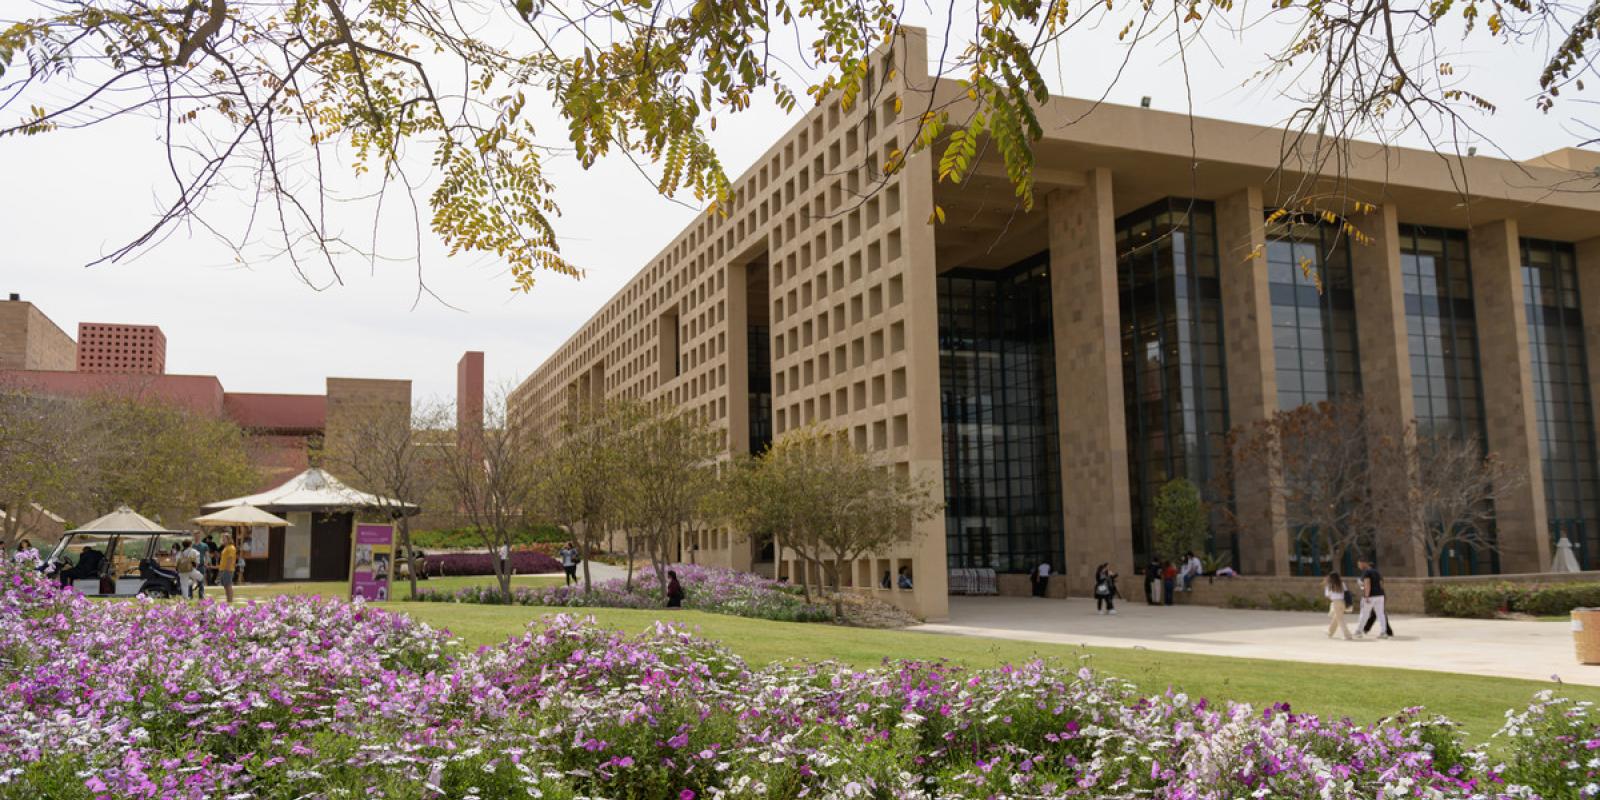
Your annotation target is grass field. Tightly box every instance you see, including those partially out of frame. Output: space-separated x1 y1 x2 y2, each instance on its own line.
220 574 1592 743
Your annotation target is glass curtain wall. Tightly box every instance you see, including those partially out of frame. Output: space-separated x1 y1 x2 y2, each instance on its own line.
1523 238 1600 569
1269 218 1362 409
1115 198 1230 567
1268 216 1362 574
938 255 1065 573
1400 225 1495 574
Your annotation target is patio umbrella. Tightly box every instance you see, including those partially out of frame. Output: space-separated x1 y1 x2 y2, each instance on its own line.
67 505 182 535
192 504 289 528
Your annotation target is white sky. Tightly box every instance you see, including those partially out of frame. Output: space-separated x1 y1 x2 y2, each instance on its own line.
0 6 1591 405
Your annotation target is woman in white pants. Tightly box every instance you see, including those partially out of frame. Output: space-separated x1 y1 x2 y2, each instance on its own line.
1323 572 1353 640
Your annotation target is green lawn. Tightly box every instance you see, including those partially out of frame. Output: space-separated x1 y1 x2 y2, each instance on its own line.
363 597 1594 743
209 574 1592 743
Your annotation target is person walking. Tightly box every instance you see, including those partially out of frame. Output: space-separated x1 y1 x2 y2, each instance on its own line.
1160 560 1178 606
179 540 204 600
1354 559 1391 639
665 569 685 608
1323 571 1353 640
1144 556 1161 605
1094 563 1118 615
558 542 580 586
1032 561 1052 597
174 543 194 599
217 534 238 604
191 535 209 589
203 534 220 584
236 531 251 584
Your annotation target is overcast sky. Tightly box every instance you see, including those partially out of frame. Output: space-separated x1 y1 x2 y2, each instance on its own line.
1 8 1590 405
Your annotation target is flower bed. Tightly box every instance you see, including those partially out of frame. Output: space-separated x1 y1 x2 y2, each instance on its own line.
417 549 561 576
416 563 835 623
0 560 1593 799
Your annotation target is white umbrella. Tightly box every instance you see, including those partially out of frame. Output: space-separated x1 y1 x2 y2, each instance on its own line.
192 504 289 528
66 505 182 535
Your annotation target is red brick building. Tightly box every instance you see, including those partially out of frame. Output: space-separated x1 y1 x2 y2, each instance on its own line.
76 322 166 374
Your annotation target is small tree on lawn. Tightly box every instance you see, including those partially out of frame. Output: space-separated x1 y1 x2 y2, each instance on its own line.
0 389 85 552
325 400 440 599
438 392 538 599
77 392 259 524
616 403 720 592
539 399 632 593
722 425 940 616
1409 431 1526 576
720 428 832 604
1152 478 1208 564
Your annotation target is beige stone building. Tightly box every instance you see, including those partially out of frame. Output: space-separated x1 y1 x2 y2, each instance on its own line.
511 29 1600 620
0 295 76 371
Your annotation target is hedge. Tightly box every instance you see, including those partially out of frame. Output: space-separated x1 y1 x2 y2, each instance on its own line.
418 550 562 576
408 524 569 550
1425 581 1600 618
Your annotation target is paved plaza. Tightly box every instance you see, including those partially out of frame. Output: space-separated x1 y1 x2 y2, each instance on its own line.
914 595 1589 686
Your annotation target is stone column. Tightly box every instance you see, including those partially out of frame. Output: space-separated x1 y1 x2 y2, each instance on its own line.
1349 204 1428 575
1048 168 1135 594
894 25 950 620
1469 219 1552 573
1578 237 1600 485
724 260 754 572
1215 187 1289 576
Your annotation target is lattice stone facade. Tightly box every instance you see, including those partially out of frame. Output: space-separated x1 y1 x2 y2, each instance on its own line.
513 28 1600 620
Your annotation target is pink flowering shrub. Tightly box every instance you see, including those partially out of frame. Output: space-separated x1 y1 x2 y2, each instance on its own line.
418 550 561 576
416 563 835 622
0 556 1590 799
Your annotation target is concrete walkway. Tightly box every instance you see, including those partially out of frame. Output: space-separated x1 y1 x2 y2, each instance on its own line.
911 595 1593 686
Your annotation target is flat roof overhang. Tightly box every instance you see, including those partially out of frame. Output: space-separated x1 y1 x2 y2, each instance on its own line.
926 87 1600 270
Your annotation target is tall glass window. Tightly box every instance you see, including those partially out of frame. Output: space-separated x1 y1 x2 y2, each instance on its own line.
1401 226 1485 440
1116 198 1230 566
1268 219 1362 409
938 255 1064 573
1523 238 1600 568
1401 225 1493 574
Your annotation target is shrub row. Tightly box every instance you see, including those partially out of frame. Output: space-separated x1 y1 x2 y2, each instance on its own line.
407 523 569 550
417 549 561 576
415 563 834 623
1425 580 1600 618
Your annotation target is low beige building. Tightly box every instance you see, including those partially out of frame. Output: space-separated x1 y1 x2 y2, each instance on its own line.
511 29 1600 620
0 295 75 372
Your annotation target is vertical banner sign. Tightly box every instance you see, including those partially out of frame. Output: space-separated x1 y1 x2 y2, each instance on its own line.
351 523 395 601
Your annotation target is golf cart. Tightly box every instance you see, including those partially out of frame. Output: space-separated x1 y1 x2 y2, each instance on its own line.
45 506 188 598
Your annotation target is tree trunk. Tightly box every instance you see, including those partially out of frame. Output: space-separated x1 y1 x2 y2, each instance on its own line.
795 546 811 604
580 519 594 593
399 515 418 600
653 529 670 590
496 530 512 599
625 532 636 591
827 556 845 621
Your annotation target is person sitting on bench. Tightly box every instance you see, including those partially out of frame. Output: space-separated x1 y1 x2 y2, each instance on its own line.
58 547 104 586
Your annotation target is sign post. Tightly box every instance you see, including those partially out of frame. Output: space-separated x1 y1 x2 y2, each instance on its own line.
351 523 395 601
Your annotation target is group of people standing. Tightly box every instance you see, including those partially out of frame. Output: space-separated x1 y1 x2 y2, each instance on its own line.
1141 552 1205 606
171 532 242 603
